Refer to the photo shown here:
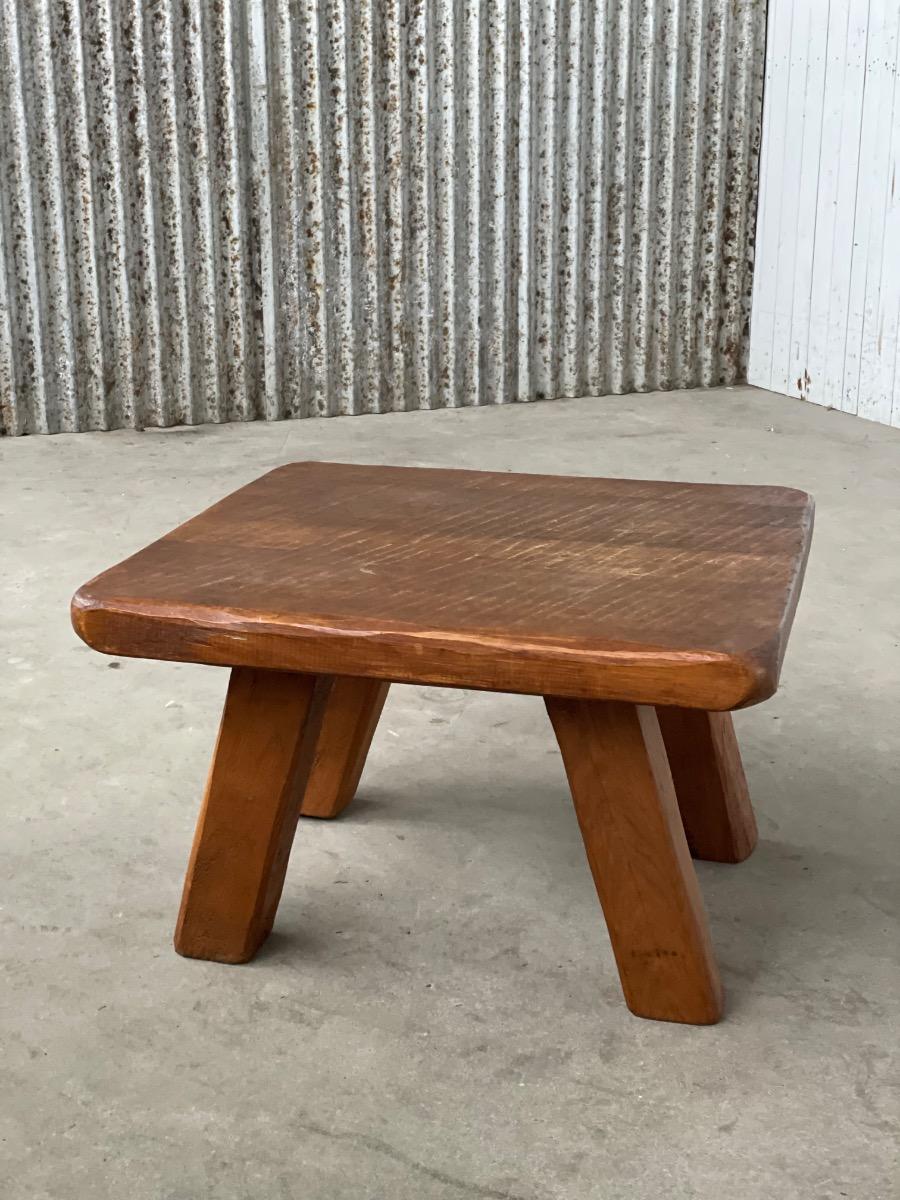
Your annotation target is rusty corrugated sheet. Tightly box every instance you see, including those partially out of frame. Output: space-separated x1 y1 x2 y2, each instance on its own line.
0 0 765 435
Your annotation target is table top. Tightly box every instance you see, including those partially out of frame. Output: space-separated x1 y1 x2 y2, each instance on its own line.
72 462 814 709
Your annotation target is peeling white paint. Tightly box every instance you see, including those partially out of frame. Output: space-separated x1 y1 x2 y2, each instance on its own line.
750 0 900 427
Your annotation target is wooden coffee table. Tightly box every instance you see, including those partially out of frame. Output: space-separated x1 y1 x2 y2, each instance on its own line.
72 463 813 1024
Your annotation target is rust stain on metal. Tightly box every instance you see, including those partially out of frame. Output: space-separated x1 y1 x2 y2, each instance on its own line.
0 0 766 435
797 369 811 404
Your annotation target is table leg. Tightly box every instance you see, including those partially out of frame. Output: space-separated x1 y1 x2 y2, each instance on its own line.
175 668 327 963
545 698 723 1024
655 708 757 863
300 678 389 818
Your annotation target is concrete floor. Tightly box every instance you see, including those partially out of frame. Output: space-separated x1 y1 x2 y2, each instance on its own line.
1 385 898 1199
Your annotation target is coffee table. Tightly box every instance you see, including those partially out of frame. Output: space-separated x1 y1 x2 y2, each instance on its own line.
72 462 813 1024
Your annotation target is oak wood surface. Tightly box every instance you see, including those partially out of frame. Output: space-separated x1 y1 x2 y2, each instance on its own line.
546 697 724 1024
174 667 326 963
72 462 814 710
656 707 758 863
300 676 389 818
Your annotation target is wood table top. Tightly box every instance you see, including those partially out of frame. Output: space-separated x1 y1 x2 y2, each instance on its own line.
72 462 814 708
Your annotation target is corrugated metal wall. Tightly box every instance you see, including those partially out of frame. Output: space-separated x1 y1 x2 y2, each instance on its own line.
0 0 765 436
749 0 900 427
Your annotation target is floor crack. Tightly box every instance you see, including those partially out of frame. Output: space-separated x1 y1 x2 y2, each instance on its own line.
293 1117 535 1200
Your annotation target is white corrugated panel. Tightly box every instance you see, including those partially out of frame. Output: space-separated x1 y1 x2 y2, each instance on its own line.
750 0 900 426
0 0 765 435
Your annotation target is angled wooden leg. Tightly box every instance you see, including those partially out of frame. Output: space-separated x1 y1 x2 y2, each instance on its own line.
545 698 723 1024
300 678 389 818
656 707 757 863
175 668 327 964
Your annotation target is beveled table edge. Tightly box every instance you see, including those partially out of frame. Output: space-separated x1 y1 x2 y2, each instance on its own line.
72 590 777 710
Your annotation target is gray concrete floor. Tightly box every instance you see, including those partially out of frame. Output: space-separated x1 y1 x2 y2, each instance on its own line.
1 385 898 1199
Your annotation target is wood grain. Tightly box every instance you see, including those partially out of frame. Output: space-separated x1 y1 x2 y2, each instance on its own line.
656 707 757 863
174 668 326 964
546 697 723 1024
300 677 389 818
72 462 814 710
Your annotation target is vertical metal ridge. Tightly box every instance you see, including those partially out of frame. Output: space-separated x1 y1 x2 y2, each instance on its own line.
48 0 104 430
431 0 456 409
116 0 164 428
672 0 706 389
0 1 764 434
1 0 42 433
696 0 730 387
322 0 355 416
207 0 249 423
557 0 584 398
482 0 508 406
347 0 381 414
377 0 405 412
18 0 72 432
296 0 325 416
499 0 519 405
531 0 559 400
144 0 191 424
243 0 276 420
268 0 303 419
458 0 481 406
650 0 682 392
718 0 762 385
176 0 219 424
297 0 327 417
404 0 431 411
83 0 135 431
628 0 657 394
605 2 631 394
582 1 609 396
0 204 14 433
513 0 533 401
